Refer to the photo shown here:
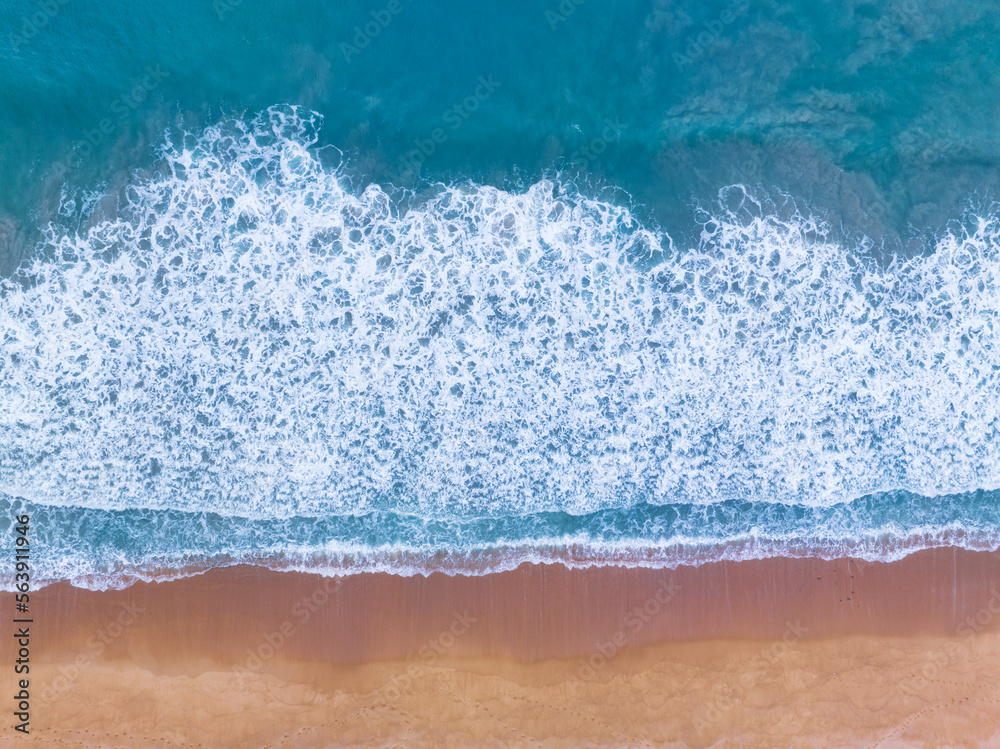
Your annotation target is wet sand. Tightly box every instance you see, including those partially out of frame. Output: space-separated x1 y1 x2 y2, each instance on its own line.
6 547 1000 747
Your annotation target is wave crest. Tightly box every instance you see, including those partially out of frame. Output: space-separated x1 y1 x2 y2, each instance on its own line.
2 106 1000 522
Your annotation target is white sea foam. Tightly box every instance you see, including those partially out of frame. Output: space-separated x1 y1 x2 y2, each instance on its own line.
12 525 999 592
2 106 1000 525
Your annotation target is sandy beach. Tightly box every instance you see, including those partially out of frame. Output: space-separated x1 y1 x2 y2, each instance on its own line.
5 547 1000 747
5 1 1000 748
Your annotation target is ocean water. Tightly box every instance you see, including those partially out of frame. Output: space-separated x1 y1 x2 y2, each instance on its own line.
1 0 999 588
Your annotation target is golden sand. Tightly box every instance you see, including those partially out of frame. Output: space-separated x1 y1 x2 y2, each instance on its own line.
6 548 1000 747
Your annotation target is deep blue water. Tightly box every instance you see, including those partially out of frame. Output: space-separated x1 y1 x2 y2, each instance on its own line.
1 0 999 587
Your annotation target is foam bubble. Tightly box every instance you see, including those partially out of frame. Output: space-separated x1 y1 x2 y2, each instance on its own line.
2 105 1000 531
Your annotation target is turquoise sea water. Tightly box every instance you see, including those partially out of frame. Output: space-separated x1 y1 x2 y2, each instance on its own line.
1 0 999 587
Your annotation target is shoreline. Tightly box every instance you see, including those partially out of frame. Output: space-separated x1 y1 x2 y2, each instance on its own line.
6 546 1000 746
16 524 1000 593
18 546 1000 662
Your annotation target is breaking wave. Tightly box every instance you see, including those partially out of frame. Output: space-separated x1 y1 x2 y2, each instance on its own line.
2 106 999 587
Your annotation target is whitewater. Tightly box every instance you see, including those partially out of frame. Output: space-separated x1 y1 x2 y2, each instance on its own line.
2 106 999 589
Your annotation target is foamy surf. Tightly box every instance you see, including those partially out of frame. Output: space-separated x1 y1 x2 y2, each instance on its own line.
2 106 1000 588
2 489 999 590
